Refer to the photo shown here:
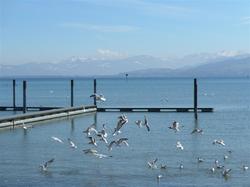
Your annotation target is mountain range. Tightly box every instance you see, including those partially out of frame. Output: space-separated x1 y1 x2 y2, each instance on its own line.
0 53 249 78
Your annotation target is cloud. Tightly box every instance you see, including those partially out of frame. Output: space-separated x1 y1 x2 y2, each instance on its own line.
61 23 139 32
72 0 191 16
216 50 245 57
96 49 126 59
240 16 250 24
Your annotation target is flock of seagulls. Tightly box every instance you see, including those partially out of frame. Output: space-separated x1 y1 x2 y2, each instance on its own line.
20 92 248 184
36 114 248 183
36 113 249 183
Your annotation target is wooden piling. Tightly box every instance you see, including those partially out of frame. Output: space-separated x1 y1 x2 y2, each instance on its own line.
93 79 97 106
70 80 74 107
194 78 198 120
12 80 16 110
23 80 27 113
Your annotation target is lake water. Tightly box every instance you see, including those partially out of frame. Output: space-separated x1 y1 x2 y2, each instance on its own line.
0 78 249 187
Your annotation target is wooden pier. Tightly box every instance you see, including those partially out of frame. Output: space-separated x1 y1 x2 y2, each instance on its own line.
0 105 96 129
97 107 213 113
0 78 214 126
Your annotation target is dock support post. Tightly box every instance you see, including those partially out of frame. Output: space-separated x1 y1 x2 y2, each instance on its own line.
93 79 97 106
71 79 74 107
13 80 16 111
23 80 27 113
194 78 198 120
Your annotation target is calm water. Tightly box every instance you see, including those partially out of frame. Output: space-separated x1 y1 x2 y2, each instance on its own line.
0 78 250 187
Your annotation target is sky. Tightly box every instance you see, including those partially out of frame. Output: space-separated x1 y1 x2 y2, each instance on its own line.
1 0 250 65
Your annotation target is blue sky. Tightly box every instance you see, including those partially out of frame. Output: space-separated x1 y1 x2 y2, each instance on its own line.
1 0 250 64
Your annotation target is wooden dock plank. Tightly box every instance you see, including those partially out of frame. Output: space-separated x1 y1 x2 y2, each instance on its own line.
0 105 97 129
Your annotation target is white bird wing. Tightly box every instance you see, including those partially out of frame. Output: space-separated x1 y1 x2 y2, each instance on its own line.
52 136 64 143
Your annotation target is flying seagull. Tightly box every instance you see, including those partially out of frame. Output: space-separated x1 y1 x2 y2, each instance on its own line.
51 136 64 144
191 128 203 134
169 121 180 132
176 141 184 150
39 158 54 171
83 124 98 136
147 158 158 169
112 114 128 136
90 93 106 102
213 139 225 146
68 138 77 149
143 115 150 132
88 136 98 147
222 168 232 177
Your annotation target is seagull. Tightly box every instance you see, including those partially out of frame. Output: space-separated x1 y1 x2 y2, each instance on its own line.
215 160 224 169
88 136 98 146
160 164 167 170
157 174 163 180
191 128 203 134
83 148 98 154
22 122 33 130
68 138 77 149
176 141 184 150
97 126 108 138
143 115 150 132
90 93 106 102
213 139 225 146
222 168 232 177
169 121 180 132
179 163 184 169
97 133 108 144
147 158 158 169
39 158 54 171
83 124 98 136
243 165 249 171
135 120 143 128
51 136 64 144
112 114 128 136
107 140 117 151
197 157 204 163
210 167 215 173
116 138 129 147
223 155 228 160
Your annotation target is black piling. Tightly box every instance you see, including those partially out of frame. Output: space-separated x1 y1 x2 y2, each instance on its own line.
23 80 27 113
93 79 97 106
12 80 16 110
70 80 74 107
194 78 198 120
